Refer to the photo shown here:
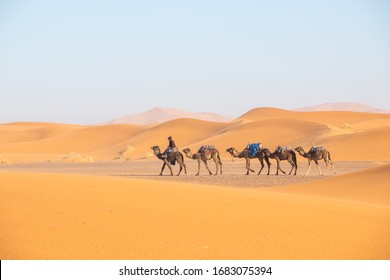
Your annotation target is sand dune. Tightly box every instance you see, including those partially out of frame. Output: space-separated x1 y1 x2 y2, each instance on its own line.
0 122 81 144
107 107 233 125
92 118 228 160
1 107 389 162
240 107 390 127
276 164 390 207
0 123 142 161
0 165 389 260
351 119 390 131
193 118 330 153
0 107 389 260
317 127 390 161
296 102 389 114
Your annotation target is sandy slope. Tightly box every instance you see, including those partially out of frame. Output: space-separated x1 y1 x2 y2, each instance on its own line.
0 107 389 259
275 164 390 207
1 108 389 162
0 164 389 260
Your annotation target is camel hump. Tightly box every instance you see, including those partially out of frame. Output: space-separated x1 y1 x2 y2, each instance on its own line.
276 145 292 153
247 143 262 156
168 147 178 153
199 145 215 154
309 145 324 153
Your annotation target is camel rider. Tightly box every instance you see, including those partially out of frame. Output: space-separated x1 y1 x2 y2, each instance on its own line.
163 136 177 158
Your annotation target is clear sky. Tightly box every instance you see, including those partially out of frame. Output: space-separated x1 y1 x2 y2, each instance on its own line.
1 0 389 124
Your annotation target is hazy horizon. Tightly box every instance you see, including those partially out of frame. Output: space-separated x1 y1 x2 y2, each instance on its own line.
1 0 389 124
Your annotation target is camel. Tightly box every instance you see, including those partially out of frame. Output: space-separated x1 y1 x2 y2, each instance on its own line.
150 146 187 176
182 146 222 175
226 144 271 175
294 146 336 176
263 146 298 175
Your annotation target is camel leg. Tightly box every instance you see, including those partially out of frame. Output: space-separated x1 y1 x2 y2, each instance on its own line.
245 158 254 175
177 160 184 176
294 162 297 175
162 160 173 176
331 160 336 174
314 159 323 176
159 162 166 175
167 163 174 176
175 156 182 176
305 159 311 176
203 160 213 175
177 165 182 176
292 154 298 175
182 162 187 175
178 162 187 175
217 155 223 175
210 154 222 175
324 158 329 175
275 158 286 175
257 157 264 175
328 152 336 174
265 156 271 175
195 159 201 176
288 157 295 175
212 157 219 175
277 158 286 175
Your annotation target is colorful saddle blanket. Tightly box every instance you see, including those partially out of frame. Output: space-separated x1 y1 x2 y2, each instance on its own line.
247 143 262 157
309 145 323 153
276 145 291 154
199 145 215 154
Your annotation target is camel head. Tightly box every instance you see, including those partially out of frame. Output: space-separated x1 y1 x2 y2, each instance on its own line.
226 147 237 161
226 147 233 154
182 148 196 159
151 146 161 155
294 146 303 152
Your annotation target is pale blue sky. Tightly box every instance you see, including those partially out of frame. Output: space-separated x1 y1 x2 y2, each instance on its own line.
1 0 389 124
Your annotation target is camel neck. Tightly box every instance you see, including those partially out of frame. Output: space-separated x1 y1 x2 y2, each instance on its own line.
299 149 308 158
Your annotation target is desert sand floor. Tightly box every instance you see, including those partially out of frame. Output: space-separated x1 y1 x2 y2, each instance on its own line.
1 160 389 260
1 109 389 259
0 160 380 187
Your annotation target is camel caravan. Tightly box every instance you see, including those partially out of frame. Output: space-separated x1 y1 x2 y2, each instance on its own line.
151 136 336 176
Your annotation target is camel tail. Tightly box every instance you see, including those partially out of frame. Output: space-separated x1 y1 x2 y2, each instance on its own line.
217 152 222 165
328 151 332 162
291 151 298 168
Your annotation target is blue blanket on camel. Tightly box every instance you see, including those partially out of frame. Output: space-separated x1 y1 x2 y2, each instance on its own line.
248 143 261 157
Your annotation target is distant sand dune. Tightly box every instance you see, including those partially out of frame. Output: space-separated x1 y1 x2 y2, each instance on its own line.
296 102 389 114
106 107 233 125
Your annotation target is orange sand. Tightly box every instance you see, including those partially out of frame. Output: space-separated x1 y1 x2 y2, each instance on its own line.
0 108 389 259
1 166 389 260
1 108 389 162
